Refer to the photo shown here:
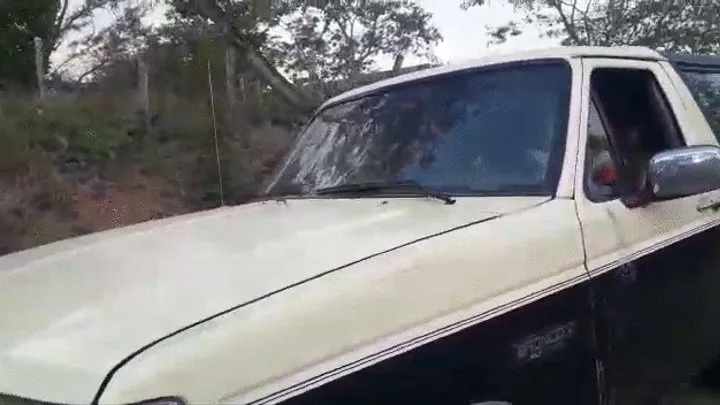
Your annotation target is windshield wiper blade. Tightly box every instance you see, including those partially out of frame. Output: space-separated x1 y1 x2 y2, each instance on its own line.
315 181 456 205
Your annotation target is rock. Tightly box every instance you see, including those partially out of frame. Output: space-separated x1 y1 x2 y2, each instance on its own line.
60 156 82 174
30 191 53 211
88 180 109 199
0 241 14 256
77 171 95 184
39 133 69 154
70 224 94 236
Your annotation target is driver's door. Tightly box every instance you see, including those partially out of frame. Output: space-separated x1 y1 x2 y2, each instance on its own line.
574 57 720 404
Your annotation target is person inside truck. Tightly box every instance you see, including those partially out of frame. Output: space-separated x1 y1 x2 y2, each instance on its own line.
587 68 685 205
397 88 555 192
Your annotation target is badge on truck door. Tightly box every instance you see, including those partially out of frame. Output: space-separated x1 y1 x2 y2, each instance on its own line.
511 320 578 363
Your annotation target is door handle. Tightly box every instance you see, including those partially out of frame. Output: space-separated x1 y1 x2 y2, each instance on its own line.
697 199 720 212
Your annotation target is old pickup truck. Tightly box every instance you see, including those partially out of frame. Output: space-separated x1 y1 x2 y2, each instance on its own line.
2 46 720 405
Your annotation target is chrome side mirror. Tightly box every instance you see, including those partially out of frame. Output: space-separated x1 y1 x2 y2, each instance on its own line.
648 145 720 200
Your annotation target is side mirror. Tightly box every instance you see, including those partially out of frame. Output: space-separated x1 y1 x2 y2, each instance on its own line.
648 145 720 200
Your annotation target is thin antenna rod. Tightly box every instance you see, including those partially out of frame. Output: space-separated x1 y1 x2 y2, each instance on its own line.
207 60 225 206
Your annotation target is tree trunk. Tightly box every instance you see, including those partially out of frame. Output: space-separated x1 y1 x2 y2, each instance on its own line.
233 36 318 113
225 43 241 140
137 55 150 130
391 54 405 76
193 0 319 114
225 44 237 110
34 37 46 102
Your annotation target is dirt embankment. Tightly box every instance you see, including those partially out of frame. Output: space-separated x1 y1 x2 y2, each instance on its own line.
0 122 293 256
0 157 187 254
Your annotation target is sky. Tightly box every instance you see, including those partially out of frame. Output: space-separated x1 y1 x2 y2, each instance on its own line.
400 0 558 66
54 0 560 73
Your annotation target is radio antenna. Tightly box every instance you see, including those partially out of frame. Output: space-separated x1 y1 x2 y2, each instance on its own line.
207 59 225 206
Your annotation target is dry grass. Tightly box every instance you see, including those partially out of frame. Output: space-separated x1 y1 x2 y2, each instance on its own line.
0 89 293 255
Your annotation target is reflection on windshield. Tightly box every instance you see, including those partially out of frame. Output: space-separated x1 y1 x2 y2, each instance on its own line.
265 60 572 197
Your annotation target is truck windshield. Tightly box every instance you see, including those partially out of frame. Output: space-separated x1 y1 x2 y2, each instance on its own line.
264 60 572 198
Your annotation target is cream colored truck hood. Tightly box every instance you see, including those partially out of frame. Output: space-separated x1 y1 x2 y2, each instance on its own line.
0 196 547 404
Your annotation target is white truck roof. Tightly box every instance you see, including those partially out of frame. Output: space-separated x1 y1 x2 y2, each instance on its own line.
322 46 666 108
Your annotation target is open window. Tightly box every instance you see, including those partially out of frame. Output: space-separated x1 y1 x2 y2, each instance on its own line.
584 68 686 203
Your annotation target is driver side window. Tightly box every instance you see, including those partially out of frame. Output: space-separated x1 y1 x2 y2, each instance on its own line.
583 67 685 203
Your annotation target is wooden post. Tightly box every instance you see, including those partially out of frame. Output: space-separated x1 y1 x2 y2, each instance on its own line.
224 42 241 141
239 76 247 102
255 80 263 106
137 55 150 129
225 45 237 109
34 37 46 102
391 54 405 77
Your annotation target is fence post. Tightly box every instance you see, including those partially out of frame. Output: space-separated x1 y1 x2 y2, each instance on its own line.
225 45 237 109
137 54 150 129
34 37 46 102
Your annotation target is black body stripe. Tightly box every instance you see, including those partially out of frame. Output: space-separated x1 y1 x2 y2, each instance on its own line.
253 220 720 404
248 272 588 405
90 199 549 405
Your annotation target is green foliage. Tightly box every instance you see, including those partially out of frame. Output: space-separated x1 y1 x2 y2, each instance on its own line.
0 0 60 87
0 100 50 171
271 0 442 93
158 0 442 108
164 0 269 50
463 0 720 53
0 96 135 172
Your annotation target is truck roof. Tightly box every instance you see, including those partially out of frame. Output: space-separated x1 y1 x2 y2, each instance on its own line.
322 45 666 108
664 52 720 67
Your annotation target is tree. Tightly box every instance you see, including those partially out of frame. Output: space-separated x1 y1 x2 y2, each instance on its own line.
50 0 441 113
61 4 152 84
0 0 135 87
162 0 314 113
462 0 720 54
0 0 60 88
51 0 155 80
270 0 442 98
163 0 441 113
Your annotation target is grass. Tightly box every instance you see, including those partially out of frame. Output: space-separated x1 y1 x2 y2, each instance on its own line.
0 91 293 254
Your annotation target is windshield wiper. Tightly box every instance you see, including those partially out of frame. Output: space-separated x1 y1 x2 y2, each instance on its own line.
315 181 456 205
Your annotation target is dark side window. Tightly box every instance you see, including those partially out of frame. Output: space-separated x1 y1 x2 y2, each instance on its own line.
265 61 572 198
676 66 720 141
583 67 685 202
